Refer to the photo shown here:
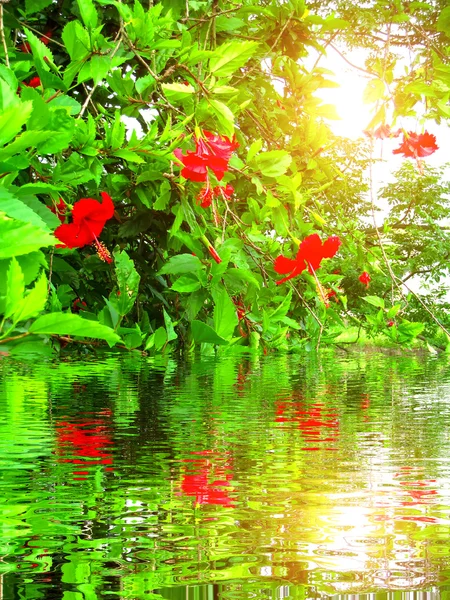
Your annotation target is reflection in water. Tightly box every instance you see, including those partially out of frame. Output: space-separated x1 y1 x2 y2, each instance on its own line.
1 352 450 598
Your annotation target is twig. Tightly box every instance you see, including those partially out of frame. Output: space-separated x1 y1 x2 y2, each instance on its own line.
0 5 9 68
235 14 294 84
78 33 123 119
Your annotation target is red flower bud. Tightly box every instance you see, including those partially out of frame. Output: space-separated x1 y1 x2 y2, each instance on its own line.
359 271 371 287
208 246 222 264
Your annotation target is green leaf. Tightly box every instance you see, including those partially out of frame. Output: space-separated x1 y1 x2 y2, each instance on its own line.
269 290 292 322
171 275 201 293
397 321 424 339
437 6 450 34
25 0 53 14
158 254 203 276
12 272 48 324
363 295 385 309
363 79 385 104
161 83 195 104
77 0 98 28
113 149 145 164
163 308 178 342
4 258 25 319
62 20 91 61
0 101 33 147
191 320 229 345
113 249 140 316
153 327 167 351
212 285 238 340
256 150 292 178
0 213 56 258
247 138 262 162
0 188 51 231
209 99 235 137
209 41 259 78
29 313 121 346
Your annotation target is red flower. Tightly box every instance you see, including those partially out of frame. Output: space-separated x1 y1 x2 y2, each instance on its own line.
49 198 67 223
393 131 438 158
359 271 371 287
274 233 341 285
197 186 214 208
322 235 342 258
73 299 87 312
174 131 238 182
213 184 234 199
54 192 114 263
19 41 31 53
23 77 41 88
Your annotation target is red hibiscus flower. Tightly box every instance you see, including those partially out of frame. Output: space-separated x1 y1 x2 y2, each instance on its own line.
359 271 371 287
274 233 341 285
54 192 114 263
393 131 438 158
174 131 238 182
23 77 41 88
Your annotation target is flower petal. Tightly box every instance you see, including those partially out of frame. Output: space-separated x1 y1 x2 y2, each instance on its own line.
274 255 298 274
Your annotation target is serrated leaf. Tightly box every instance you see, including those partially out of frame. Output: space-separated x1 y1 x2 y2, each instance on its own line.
209 40 259 78
0 188 50 231
0 213 56 258
113 249 140 316
29 313 120 346
256 150 292 178
12 272 48 323
113 149 145 163
61 20 91 61
209 99 235 137
158 254 203 276
363 295 385 309
77 0 98 28
4 258 25 319
0 101 33 147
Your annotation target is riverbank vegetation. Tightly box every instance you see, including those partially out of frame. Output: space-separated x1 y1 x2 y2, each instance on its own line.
1 0 450 356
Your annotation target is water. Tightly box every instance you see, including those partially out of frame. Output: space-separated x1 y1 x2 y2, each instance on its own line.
1 350 450 599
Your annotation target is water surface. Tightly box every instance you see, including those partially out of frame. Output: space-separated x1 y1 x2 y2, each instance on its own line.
1 350 450 599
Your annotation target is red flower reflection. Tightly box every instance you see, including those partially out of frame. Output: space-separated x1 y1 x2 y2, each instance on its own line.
181 450 234 506
274 233 341 285
359 271 371 287
275 400 339 451
174 131 238 182
54 192 114 263
393 131 438 158
56 410 114 479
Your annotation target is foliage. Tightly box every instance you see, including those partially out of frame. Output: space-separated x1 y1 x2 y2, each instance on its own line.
0 0 449 355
